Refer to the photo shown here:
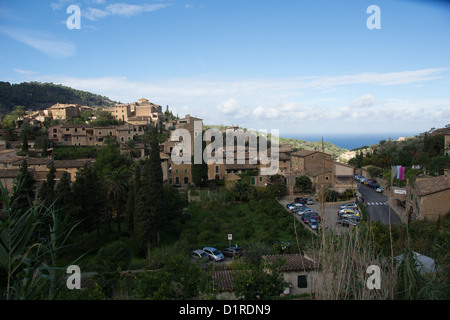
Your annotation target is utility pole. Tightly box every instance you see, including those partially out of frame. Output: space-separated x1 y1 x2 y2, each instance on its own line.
320 137 326 250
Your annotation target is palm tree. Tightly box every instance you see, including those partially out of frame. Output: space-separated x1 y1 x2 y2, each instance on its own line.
104 169 128 236
233 180 254 202
122 140 141 159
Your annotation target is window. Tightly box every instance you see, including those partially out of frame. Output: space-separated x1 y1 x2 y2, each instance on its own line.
297 275 308 288
259 177 262 182
215 166 219 173
251 177 255 185
184 169 188 173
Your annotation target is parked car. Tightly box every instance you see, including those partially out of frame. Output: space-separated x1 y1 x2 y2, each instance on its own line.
376 186 385 193
295 207 313 215
340 213 360 221
203 247 225 262
294 197 307 205
306 197 314 205
301 212 320 221
304 215 321 224
339 202 358 210
222 246 243 259
309 219 320 230
338 208 360 217
190 249 210 262
337 218 359 227
286 203 296 210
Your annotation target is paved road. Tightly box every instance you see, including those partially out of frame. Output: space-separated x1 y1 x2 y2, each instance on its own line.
358 183 402 225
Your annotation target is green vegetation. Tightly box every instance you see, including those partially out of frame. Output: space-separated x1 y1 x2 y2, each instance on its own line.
349 128 450 177
0 81 115 115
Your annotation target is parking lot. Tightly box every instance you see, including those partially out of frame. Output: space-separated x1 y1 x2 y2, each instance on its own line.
278 196 358 235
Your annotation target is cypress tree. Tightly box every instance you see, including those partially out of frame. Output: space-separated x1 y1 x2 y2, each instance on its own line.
191 131 208 188
55 171 72 210
39 163 56 207
12 160 36 211
135 127 164 261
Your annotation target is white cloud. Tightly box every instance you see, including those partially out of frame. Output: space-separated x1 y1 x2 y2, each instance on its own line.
25 68 450 133
50 0 74 11
350 94 376 108
217 98 239 114
13 68 36 75
0 26 76 58
83 2 171 20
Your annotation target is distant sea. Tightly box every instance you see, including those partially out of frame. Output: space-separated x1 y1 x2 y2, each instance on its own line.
281 133 416 151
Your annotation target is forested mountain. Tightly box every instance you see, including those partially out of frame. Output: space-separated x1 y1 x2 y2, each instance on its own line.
0 81 116 115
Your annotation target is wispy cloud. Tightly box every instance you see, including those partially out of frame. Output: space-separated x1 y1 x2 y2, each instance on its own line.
84 2 171 20
0 26 76 58
50 0 171 20
13 68 36 75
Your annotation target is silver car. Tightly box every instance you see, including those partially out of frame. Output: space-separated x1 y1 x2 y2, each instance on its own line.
203 247 225 262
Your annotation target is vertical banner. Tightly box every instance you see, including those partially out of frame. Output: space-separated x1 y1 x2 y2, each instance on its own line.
398 166 405 180
391 166 397 179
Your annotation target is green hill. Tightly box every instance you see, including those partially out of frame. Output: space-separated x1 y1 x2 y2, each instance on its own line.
0 81 116 115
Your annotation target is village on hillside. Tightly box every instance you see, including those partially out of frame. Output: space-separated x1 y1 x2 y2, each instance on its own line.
1 98 449 224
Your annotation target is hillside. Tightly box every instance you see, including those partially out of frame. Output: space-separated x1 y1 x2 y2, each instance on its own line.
0 81 116 115
279 137 348 159
204 125 348 159
348 127 450 178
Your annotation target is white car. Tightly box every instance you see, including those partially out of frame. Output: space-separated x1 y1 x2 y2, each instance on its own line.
339 202 358 210
376 186 385 193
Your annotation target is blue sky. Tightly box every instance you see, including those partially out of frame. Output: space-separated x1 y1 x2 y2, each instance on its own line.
0 0 449 137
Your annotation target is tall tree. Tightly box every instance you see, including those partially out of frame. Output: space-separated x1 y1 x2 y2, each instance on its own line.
135 127 164 261
191 131 208 188
54 171 72 211
72 165 106 236
126 161 143 238
38 163 56 207
104 168 128 236
11 160 36 211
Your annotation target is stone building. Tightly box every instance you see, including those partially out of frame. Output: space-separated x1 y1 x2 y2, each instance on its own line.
406 171 450 221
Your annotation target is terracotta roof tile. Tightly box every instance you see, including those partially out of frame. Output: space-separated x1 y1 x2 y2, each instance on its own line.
262 254 317 272
414 175 450 196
